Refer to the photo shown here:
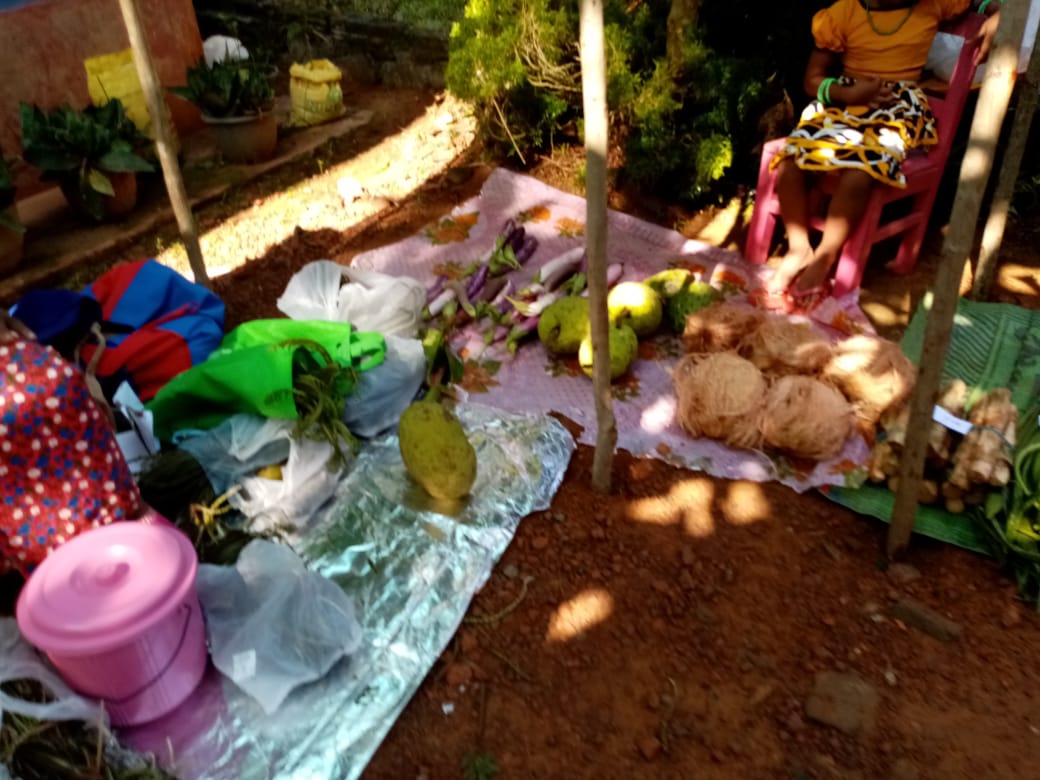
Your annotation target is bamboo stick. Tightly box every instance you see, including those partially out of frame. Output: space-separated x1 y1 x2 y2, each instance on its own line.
972 21 1040 299
116 0 210 288
887 2 1026 557
579 0 617 493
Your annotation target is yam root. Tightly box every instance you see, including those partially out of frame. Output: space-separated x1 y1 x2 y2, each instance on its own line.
888 476 940 505
868 439 898 482
927 379 968 465
947 388 1017 490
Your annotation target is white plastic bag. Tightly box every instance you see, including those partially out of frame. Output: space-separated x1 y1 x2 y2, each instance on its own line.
343 335 425 438
234 432 345 535
924 32 964 83
276 260 426 338
195 540 362 715
177 415 344 533
0 619 102 723
203 35 250 66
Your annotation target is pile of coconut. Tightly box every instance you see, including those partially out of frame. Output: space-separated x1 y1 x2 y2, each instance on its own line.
673 301 915 462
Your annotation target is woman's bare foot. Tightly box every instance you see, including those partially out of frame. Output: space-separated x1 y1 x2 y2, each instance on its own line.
767 246 814 293
789 247 837 294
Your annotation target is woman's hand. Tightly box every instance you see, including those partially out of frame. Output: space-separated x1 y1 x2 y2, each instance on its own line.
973 11 1000 65
837 77 897 109
0 310 35 343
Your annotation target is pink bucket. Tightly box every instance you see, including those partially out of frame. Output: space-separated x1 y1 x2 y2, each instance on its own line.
16 517 208 726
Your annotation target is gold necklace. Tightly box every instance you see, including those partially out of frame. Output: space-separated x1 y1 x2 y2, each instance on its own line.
865 0 919 36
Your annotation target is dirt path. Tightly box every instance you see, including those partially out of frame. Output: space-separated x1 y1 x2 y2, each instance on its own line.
37 84 1040 780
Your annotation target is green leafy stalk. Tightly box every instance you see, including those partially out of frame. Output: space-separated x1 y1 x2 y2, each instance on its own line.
283 339 361 467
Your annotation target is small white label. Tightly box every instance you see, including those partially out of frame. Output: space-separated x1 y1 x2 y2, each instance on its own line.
932 405 973 435
231 649 257 681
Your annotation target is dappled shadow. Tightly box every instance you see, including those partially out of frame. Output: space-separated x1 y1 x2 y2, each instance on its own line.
0 84 446 303
365 441 1040 779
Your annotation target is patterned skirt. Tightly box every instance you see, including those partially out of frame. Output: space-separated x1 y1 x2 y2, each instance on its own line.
770 79 937 188
0 340 142 575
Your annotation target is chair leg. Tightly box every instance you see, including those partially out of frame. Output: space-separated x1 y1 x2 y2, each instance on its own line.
831 196 881 298
745 142 784 265
889 191 939 275
745 209 778 265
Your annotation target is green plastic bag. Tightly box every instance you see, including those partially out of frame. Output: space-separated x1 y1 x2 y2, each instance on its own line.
149 320 386 441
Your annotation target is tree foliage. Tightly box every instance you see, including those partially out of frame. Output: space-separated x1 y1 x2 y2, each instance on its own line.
447 0 820 204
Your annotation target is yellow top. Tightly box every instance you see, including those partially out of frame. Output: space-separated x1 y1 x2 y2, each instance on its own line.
812 0 971 81
289 59 343 84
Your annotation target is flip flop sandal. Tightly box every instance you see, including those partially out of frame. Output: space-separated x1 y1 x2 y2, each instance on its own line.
748 287 791 312
784 283 832 315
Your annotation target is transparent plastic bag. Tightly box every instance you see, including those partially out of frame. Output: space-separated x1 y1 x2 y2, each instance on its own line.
276 260 426 338
195 540 362 715
0 619 102 723
177 415 345 533
343 335 425 438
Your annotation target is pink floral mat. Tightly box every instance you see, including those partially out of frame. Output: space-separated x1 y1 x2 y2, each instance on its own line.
354 169 875 492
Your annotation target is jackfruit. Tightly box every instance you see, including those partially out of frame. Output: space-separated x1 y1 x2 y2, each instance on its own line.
399 399 477 500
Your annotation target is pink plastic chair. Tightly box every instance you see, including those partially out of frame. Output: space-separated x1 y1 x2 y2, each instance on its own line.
743 15 984 298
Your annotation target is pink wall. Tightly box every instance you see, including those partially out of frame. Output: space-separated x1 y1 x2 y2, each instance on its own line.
0 0 203 191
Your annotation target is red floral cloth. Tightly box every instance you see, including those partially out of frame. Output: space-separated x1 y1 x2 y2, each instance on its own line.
0 339 142 575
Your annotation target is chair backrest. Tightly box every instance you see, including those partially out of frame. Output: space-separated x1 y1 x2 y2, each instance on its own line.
925 14 984 161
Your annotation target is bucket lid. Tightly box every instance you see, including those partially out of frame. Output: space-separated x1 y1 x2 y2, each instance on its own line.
17 522 198 655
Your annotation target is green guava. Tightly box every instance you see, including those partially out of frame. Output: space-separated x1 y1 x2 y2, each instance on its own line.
578 324 639 381
538 297 590 355
664 281 720 332
644 268 695 299
607 282 663 337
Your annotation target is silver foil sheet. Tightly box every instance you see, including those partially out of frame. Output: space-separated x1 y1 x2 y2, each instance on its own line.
122 403 575 779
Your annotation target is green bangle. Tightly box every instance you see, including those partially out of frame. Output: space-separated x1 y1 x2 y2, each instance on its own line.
817 77 838 105
977 0 999 13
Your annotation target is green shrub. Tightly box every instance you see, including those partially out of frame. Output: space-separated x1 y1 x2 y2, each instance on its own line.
446 0 818 205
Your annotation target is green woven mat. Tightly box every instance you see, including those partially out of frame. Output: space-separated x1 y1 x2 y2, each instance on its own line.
827 294 1040 554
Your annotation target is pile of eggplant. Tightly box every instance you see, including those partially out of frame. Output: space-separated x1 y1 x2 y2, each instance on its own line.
422 218 623 355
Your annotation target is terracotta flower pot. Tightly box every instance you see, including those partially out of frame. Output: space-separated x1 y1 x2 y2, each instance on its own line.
59 171 139 221
203 112 278 164
0 208 24 275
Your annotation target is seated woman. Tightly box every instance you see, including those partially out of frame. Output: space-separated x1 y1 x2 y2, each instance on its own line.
760 0 1001 312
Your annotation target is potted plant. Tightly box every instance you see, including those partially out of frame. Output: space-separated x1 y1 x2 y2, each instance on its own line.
20 100 155 222
0 154 25 273
171 58 277 164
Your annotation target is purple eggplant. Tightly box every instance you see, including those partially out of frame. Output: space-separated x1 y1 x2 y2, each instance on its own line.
426 275 446 303
533 247 586 285
515 235 538 265
427 287 456 317
541 255 585 292
508 289 567 318
501 218 517 240
467 263 490 299
444 279 477 318
505 316 540 355
506 225 526 254
476 275 508 303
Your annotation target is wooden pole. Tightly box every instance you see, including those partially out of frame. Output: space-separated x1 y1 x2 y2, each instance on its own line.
887 2 1027 558
579 0 617 493
972 25 1040 299
116 0 210 287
